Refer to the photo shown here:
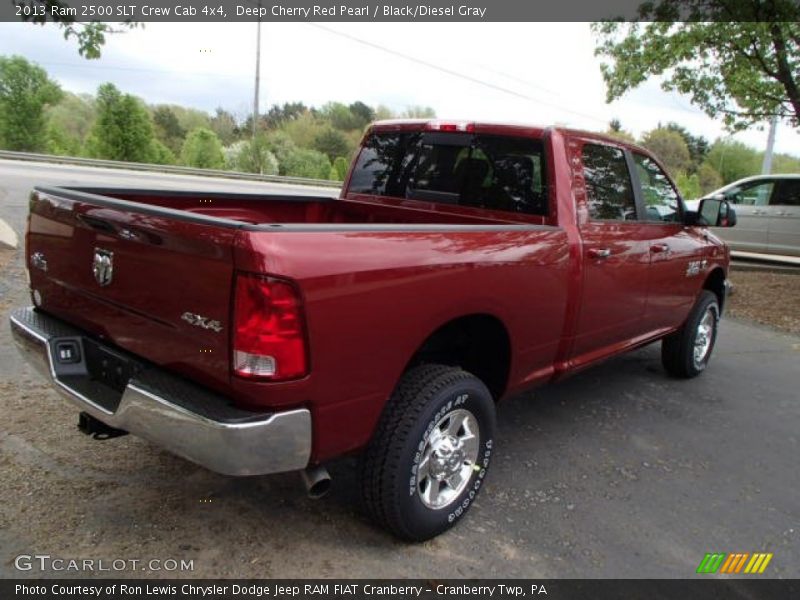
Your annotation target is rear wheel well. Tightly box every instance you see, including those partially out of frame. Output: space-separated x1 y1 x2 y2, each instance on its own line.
703 268 726 313
406 315 511 400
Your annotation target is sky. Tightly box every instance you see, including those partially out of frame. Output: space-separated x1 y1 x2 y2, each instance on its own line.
1 21 798 156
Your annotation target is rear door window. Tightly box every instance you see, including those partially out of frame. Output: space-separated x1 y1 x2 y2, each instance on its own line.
771 179 800 206
581 143 637 221
349 131 548 216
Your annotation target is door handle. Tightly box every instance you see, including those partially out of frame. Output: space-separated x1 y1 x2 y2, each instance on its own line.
777 211 793 216
650 243 670 254
752 210 766 215
588 248 611 259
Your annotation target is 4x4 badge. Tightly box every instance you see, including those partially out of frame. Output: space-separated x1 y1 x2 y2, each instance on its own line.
92 248 114 286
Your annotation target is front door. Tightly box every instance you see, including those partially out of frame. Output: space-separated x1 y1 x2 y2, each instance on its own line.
630 152 706 332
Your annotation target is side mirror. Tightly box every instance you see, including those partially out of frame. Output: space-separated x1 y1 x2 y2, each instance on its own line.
697 197 737 228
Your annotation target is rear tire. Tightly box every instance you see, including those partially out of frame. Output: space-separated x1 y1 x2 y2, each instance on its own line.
662 291 720 378
359 364 496 541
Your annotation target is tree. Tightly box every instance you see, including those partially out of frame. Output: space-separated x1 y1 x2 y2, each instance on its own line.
606 118 635 142
0 55 62 152
402 105 436 118
593 3 800 130
640 128 692 175
152 106 186 155
45 92 95 148
282 147 331 179
349 101 376 129
665 122 709 172
150 140 176 165
87 83 156 162
705 139 761 184
209 108 238 146
12 1 138 59
226 136 279 175
331 156 350 181
46 122 81 156
697 162 724 194
674 171 701 199
181 128 225 169
313 126 351 161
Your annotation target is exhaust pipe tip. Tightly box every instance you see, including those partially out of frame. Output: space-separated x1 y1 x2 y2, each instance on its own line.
300 465 331 499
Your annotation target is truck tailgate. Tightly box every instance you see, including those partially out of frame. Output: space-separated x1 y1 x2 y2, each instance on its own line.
26 188 240 393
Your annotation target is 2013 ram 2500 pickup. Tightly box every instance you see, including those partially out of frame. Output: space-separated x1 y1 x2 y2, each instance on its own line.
10 120 736 541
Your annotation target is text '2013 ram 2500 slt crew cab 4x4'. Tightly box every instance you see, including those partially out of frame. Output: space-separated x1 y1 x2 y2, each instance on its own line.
10 120 736 541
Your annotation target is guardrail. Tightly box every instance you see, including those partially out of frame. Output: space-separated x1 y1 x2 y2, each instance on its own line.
0 150 342 189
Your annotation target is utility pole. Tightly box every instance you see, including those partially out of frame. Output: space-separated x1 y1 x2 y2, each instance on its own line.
761 115 778 175
252 3 262 143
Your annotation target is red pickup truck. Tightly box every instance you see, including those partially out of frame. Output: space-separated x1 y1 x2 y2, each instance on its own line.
10 120 736 541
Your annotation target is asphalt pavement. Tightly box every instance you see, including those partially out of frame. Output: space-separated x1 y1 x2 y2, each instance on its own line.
0 160 797 578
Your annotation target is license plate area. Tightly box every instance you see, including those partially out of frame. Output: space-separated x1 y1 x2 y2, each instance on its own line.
49 336 143 413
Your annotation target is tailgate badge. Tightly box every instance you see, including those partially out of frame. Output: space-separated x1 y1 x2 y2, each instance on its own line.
92 248 114 287
181 312 223 333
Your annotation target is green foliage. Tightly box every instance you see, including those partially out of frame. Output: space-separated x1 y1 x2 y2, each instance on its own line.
606 118 635 142
332 156 349 181
87 83 156 162
402 106 437 118
263 102 307 129
180 127 225 169
697 162 724 194
282 147 331 179
772 153 800 174
209 108 238 146
593 5 800 130
349 101 375 129
664 122 709 172
265 131 298 174
149 139 176 165
152 106 186 155
12 3 140 59
0 55 62 151
226 136 279 175
320 102 361 130
374 105 395 120
705 139 761 184
168 105 211 134
313 126 352 161
674 171 701 199
45 92 94 151
640 128 692 175
281 112 324 148
45 121 81 156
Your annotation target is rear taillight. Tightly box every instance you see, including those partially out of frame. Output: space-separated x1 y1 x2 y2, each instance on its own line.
233 273 308 381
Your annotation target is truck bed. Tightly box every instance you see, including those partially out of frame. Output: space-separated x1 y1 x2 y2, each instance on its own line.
49 187 541 227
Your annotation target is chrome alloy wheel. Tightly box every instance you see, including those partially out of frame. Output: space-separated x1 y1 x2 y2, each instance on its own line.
693 306 717 369
417 408 480 510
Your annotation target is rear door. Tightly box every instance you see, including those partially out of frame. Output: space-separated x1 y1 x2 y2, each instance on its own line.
570 141 651 362
27 188 239 393
766 178 800 257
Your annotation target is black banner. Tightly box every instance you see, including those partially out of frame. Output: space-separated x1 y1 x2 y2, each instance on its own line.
3 0 799 23
3 580 800 600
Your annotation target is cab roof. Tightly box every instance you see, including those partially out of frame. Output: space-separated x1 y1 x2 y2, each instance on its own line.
369 119 651 154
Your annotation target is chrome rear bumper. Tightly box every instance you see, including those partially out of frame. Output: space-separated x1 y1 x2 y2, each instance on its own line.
9 307 311 476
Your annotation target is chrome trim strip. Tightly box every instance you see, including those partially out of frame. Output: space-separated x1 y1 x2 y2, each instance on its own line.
9 308 312 476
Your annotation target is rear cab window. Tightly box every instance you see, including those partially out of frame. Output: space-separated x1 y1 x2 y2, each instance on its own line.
348 129 548 217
